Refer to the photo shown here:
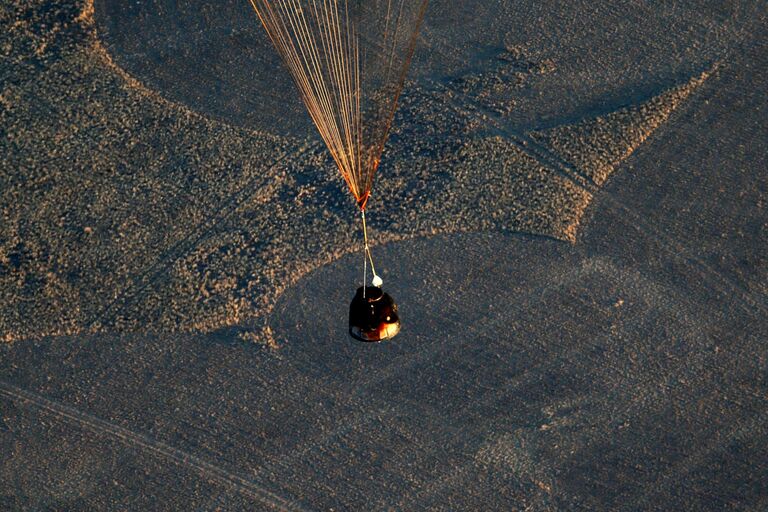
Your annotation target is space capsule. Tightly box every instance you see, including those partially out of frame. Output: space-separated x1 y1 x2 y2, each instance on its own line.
349 286 400 342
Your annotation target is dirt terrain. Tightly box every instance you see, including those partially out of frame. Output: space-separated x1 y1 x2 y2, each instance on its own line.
1 1 766 509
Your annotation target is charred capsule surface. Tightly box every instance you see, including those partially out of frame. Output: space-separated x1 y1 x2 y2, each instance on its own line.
349 286 400 342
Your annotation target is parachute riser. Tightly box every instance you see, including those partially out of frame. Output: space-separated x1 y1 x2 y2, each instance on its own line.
356 190 371 211
360 208 381 299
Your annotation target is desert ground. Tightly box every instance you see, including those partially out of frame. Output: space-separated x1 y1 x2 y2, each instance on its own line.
1 0 767 509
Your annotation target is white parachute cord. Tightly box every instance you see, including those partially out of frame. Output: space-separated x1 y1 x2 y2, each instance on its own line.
363 211 377 276
362 219 368 299
361 209 380 299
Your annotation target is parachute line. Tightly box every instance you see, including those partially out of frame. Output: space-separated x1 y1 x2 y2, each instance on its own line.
361 209 377 297
249 0 428 207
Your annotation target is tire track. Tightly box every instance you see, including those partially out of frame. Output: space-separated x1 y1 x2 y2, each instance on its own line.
87 141 311 331
0 381 305 512
387 275 762 510
440 54 768 320
625 404 768 511
254 250 596 487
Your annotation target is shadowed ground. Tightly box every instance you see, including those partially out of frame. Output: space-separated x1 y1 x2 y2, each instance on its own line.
1 0 767 510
